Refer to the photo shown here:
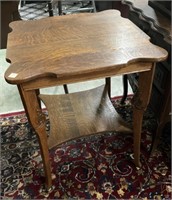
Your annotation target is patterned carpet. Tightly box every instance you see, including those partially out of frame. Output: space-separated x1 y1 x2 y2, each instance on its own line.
1 97 171 199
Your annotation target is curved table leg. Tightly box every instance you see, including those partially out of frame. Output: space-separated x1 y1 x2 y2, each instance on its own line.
18 85 52 190
105 77 111 98
150 120 167 154
63 84 69 94
132 63 155 167
150 87 171 155
120 75 128 104
150 113 171 155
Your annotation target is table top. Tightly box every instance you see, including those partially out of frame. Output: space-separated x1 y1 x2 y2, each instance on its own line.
5 10 167 85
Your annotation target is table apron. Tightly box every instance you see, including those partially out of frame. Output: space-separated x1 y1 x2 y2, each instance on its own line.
21 62 152 91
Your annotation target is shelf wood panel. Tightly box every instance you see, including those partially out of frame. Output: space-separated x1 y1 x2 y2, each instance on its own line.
39 85 132 149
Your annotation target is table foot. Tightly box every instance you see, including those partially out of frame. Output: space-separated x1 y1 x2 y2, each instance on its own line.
36 124 52 189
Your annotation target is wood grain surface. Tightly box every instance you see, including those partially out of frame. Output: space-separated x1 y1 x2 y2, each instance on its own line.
39 85 132 149
5 10 167 84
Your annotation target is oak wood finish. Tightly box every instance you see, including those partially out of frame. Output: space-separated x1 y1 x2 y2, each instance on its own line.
4 10 167 189
5 10 167 84
39 85 132 149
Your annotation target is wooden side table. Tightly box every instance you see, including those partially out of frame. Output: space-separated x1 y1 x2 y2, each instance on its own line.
4 10 167 189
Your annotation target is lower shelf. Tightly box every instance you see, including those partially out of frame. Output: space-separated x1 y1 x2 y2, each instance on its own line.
39 85 132 149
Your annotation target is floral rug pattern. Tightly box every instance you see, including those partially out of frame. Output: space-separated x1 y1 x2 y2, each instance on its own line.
1 97 171 199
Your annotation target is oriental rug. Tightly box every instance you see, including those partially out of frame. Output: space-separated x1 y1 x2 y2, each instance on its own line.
1 97 171 199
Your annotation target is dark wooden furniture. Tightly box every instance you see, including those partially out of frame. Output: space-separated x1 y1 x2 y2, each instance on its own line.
4 10 167 189
113 0 171 152
95 1 114 11
149 0 171 19
0 0 21 49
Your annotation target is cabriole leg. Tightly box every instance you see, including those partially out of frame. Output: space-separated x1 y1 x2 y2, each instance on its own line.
17 85 52 189
132 63 155 167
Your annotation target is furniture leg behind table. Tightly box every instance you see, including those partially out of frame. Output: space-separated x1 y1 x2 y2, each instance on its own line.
120 75 128 104
132 63 155 167
17 85 52 190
